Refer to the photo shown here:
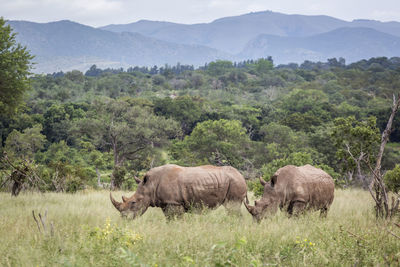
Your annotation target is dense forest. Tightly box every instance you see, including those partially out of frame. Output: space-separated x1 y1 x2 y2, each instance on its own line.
1 55 400 194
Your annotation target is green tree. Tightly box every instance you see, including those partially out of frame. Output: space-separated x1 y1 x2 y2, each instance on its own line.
152 74 166 86
188 73 204 88
254 58 273 74
0 18 33 116
75 98 181 189
279 89 333 131
153 96 205 134
219 105 262 138
384 164 400 193
4 124 46 159
281 89 331 115
259 122 307 151
308 124 337 166
43 103 86 144
36 141 96 192
170 119 250 168
206 60 234 76
78 140 111 187
331 116 380 186
64 70 85 83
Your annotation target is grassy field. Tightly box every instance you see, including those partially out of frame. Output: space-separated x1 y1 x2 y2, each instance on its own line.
1 189 399 266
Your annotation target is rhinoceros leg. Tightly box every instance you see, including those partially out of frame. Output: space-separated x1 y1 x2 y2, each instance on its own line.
288 200 306 217
162 204 185 220
320 207 329 218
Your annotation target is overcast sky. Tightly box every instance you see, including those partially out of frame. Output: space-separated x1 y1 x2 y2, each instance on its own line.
2 0 400 27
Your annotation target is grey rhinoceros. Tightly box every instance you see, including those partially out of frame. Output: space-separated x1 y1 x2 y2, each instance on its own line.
110 164 247 219
245 164 335 222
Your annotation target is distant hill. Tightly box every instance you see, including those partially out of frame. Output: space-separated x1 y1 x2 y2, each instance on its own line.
101 20 182 36
239 27 400 64
100 11 400 54
100 11 347 54
8 20 230 73
350 19 400 37
6 11 400 73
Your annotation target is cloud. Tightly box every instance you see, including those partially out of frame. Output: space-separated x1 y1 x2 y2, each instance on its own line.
1 0 123 25
372 10 400 21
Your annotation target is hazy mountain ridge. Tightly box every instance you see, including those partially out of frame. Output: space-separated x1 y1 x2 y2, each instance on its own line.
8 20 231 73
100 11 400 53
240 27 400 63
100 20 181 35
6 11 400 73
100 11 347 53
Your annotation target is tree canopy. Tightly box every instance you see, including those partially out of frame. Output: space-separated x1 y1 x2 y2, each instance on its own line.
2 55 400 192
0 18 33 117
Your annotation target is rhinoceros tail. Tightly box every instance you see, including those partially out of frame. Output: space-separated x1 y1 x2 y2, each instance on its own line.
245 193 249 204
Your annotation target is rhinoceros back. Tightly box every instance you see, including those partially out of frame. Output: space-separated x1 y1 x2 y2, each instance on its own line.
148 165 246 209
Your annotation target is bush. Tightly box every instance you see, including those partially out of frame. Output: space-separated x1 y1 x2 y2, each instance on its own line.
261 152 313 181
88 218 142 248
384 164 400 193
112 166 127 189
65 175 84 193
247 179 264 197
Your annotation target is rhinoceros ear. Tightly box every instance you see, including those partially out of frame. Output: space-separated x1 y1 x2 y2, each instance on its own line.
259 176 267 187
134 176 141 184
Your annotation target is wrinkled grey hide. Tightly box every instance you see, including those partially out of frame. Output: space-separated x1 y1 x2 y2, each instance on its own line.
111 164 247 219
245 164 335 222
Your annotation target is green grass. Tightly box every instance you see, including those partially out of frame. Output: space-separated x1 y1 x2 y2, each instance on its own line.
1 189 399 266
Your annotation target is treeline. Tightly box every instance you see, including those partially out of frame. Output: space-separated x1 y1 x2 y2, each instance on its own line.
1 56 400 193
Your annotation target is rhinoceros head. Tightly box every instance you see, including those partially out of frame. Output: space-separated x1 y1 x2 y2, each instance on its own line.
110 176 151 219
244 177 278 222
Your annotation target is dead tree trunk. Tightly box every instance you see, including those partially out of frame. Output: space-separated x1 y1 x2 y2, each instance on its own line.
11 167 28 196
1 152 45 196
2 153 30 196
368 93 400 219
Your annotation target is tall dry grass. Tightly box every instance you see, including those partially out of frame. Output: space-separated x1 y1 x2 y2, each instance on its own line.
0 189 399 266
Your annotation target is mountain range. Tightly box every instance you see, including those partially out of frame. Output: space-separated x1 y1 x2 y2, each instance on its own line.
7 11 400 73
101 11 400 54
8 20 229 73
240 27 400 63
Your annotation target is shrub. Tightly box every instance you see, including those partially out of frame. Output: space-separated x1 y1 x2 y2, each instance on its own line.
384 164 400 193
88 218 142 249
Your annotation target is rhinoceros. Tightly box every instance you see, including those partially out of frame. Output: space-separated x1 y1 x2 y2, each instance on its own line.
110 164 247 219
245 164 334 222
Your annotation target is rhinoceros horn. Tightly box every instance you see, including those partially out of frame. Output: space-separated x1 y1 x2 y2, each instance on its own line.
110 192 122 211
259 176 267 186
244 201 256 215
122 195 129 202
134 176 141 184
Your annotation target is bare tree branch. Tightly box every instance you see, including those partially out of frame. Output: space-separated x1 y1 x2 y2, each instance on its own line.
386 228 400 240
0 175 12 189
370 93 400 190
32 210 42 233
366 93 400 219
39 210 47 232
